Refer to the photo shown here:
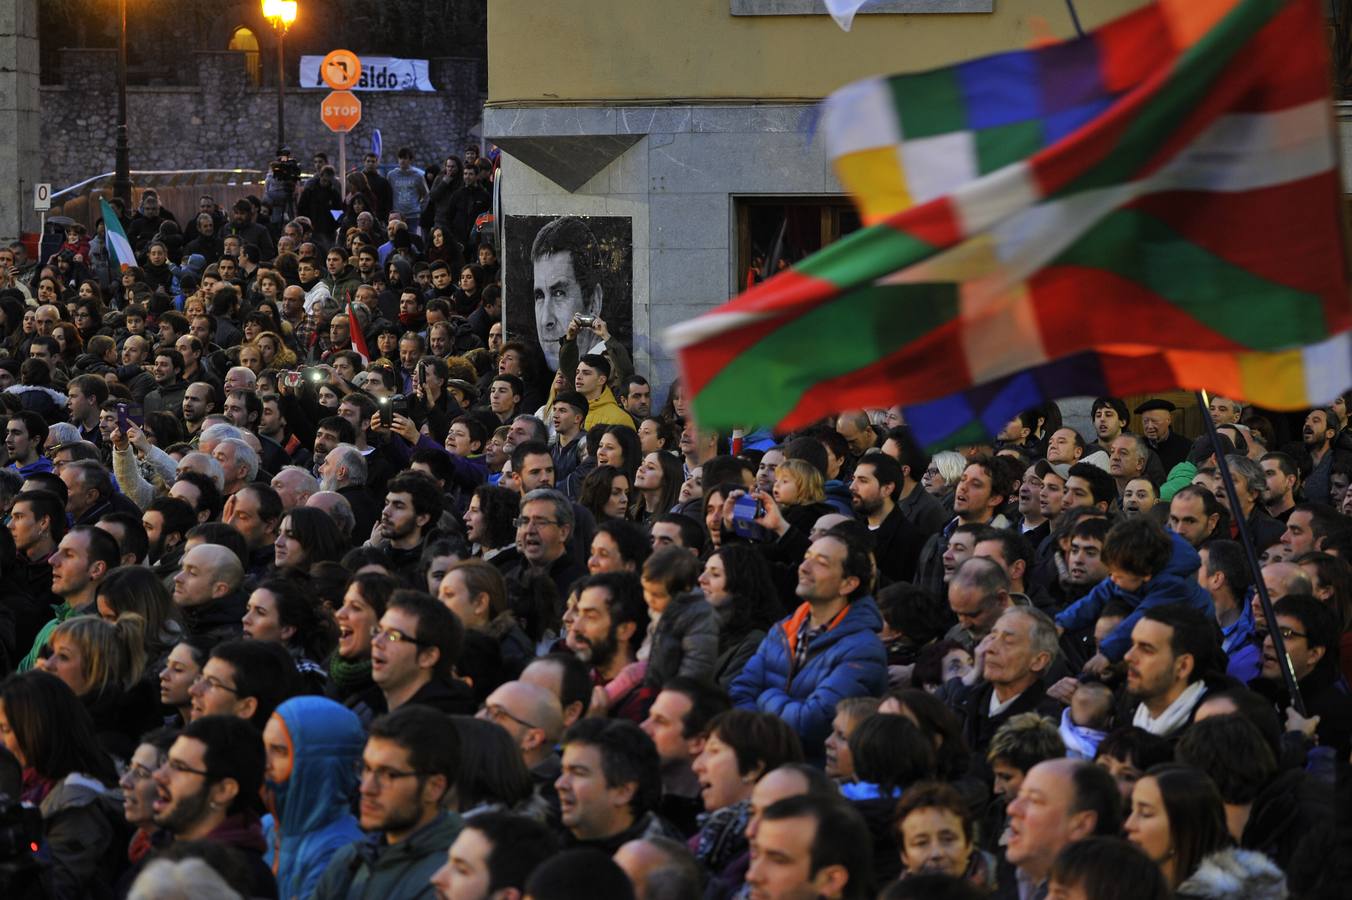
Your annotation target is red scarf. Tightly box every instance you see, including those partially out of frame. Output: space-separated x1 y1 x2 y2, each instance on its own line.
128 827 156 864
19 768 53 806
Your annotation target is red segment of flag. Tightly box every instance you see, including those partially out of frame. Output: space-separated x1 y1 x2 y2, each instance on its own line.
347 302 370 366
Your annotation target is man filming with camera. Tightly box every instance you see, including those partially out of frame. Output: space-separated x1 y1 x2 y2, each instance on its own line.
265 146 303 231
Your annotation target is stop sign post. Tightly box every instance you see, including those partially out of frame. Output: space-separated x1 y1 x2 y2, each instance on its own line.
319 50 362 201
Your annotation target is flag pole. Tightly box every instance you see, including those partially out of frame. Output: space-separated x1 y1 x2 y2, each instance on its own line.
1064 0 1085 37
1194 391 1306 715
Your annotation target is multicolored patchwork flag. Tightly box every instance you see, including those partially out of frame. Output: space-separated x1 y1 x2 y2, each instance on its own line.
666 0 1352 448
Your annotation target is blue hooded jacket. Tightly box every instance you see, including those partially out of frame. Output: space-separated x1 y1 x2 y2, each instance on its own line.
1055 530 1215 661
1223 595 1262 683
730 595 887 763
263 696 366 900
171 253 206 301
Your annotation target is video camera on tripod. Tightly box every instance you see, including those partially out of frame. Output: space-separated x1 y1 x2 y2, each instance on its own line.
270 147 303 186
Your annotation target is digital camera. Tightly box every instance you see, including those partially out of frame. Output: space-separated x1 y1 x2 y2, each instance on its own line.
730 495 770 540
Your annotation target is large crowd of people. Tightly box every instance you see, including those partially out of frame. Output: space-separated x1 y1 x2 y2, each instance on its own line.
0 145 1347 900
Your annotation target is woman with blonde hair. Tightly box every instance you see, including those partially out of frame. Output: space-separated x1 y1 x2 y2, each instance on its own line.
42 613 162 762
255 330 296 370
236 342 264 374
445 355 479 384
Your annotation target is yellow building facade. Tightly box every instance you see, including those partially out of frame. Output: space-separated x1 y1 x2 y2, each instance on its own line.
485 0 1148 379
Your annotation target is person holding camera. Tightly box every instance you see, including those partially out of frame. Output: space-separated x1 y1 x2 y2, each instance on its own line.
265 147 302 230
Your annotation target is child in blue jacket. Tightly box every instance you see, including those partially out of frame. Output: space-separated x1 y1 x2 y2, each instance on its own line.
1056 517 1215 673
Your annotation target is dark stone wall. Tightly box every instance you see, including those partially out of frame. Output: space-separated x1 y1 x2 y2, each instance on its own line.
41 48 482 189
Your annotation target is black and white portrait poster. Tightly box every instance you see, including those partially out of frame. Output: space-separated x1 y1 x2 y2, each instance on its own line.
504 215 634 371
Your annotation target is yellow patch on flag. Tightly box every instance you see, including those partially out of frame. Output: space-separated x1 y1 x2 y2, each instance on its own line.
834 147 912 225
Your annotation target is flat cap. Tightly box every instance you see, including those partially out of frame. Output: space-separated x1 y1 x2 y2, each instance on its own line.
1133 398 1178 415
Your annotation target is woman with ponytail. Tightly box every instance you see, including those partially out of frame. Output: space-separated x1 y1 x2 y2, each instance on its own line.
94 566 182 687
41 613 161 763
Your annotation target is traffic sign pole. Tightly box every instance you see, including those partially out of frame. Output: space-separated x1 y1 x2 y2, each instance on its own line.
320 50 361 91
35 183 51 243
318 51 362 208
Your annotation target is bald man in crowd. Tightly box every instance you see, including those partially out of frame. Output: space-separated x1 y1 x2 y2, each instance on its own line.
171 542 247 643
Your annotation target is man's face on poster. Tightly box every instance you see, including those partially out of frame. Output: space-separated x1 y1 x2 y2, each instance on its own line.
533 250 599 369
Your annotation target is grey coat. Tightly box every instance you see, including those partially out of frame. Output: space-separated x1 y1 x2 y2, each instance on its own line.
644 592 719 687
39 772 125 900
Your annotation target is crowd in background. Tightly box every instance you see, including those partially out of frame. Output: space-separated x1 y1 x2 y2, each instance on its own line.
0 142 1345 900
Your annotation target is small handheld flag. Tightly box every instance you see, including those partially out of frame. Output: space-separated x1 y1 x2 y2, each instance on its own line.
347 301 370 366
99 198 134 274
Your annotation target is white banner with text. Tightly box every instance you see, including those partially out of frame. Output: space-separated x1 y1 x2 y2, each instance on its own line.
299 55 435 92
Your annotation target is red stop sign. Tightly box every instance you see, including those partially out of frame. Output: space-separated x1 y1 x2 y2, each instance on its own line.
321 90 362 133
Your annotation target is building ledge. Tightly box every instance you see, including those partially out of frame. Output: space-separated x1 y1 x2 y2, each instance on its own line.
731 0 992 13
489 134 644 192
486 103 826 191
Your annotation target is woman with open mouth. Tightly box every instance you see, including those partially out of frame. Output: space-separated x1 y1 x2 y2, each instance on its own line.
328 571 400 703
690 709 804 880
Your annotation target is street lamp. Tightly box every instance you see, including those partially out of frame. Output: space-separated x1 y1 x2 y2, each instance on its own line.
113 0 131 208
262 0 298 148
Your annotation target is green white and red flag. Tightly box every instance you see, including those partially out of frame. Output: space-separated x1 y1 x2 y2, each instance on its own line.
99 197 135 274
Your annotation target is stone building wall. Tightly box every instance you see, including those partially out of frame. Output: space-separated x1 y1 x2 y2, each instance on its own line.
41 49 483 190
1 0 41 243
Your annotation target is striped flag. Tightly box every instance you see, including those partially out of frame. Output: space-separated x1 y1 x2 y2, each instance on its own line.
666 0 1352 448
347 301 370 366
99 197 134 274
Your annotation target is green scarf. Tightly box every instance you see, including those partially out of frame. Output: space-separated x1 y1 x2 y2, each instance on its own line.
327 654 373 695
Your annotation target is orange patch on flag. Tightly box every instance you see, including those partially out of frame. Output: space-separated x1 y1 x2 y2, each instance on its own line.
1159 0 1240 48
